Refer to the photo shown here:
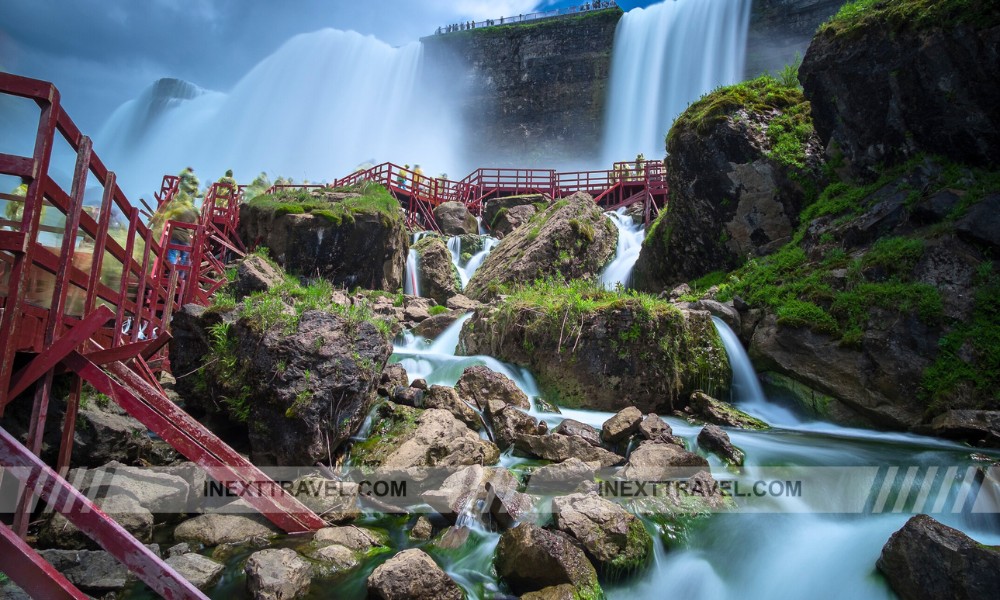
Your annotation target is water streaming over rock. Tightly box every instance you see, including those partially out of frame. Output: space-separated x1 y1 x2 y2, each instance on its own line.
602 0 752 162
97 29 462 197
403 248 421 297
448 235 500 290
600 208 645 290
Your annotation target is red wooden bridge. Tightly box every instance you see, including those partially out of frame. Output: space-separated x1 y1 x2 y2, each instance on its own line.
0 71 668 598
0 73 324 600
269 157 668 233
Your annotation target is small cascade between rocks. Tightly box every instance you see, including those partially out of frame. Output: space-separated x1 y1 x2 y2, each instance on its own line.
448 235 500 290
600 208 645 290
711 316 803 426
403 248 421 297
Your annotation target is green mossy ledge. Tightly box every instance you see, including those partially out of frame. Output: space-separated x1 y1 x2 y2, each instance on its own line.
458 279 730 413
819 0 1000 39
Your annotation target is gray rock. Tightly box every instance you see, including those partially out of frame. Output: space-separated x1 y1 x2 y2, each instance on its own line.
368 549 464 600
527 458 599 495
552 493 653 573
602 407 643 444
39 546 159 594
232 254 284 300
173 500 280 546
446 294 482 311
313 525 386 552
414 311 462 338
494 523 602 597
434 201 479 236
514 433 623 468
493 204 537 237
553 419 602 448
165 553 224 591
309 544 359 574
491 405 545 450
424 385 483 431
413 236 461 305
244 548 311 600
620 440 709 481
38 493 153 550
689 391 769 430
287 475 359 523
73 461 190 515
697 424 745 466
877 514 1000 600
166 542 191 558
919 410 1000 448
410 516 434 540
456 365 531 411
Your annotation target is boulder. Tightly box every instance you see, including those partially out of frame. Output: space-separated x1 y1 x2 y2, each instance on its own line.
352 405 499 468
602 407 643 444
461 302 730 413
308 544 359 575
237 310 391 466
413 236 461 305
433 201 479 236
514 433 622 468
378 363 409 397
494 523 602 598
688 391 769 430
492 204 537 237
455 365 531 411
482 194 547 231
527 458 598 495
232 254 285 300
71 402 155 468
71 461 189 516
410 516 434 540
956 194 1000 252
244 548 311 600
446 294 482 311
551 493 653 574
423 385 482 431
413 311 462 338
521 585 578 600
313 525 386 552
553 419 602 448
918 410 1000 448
368 549 464 600
238 194 408 291
690 299 741 332
490 405 546 450
620 440 709 481
165 553 225 591
633 76 824 290
173 500 280 546
465 192 617 300
800 4 1000 177
697 424 745 466
287 475 359 523
877 514 1000 600
38 493 153 550
638 413 680 445
421 465 486 519
39 546 160 594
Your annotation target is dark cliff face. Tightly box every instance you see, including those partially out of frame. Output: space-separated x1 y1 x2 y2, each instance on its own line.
744 0 847 78
422 9 622 167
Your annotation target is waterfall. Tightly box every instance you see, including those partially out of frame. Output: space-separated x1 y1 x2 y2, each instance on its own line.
602 0 752 162
97 29 461 197
711 316 802 426
447 235 499 290
599 208 644 290
404 248 421 297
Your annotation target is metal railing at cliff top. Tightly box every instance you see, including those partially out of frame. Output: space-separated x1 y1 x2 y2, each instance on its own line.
434 0 619 34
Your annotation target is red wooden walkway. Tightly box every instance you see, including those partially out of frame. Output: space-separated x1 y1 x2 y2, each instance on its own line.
0 73 323 600
268 158 668 233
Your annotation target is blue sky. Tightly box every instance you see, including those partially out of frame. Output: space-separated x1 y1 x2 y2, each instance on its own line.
1 0 655 132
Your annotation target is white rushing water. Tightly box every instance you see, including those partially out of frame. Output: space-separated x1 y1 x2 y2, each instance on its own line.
383 312 1000 600
600 208 645 290
448 235 500 290
403 249 421 297
97 29 461 197
603 0 752 162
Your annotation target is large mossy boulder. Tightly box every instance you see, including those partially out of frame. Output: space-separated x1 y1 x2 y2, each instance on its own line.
877 514 1000 600
412 236 461 305
171 276 393 466
633 75 825 292
465 192 617 301
239 184 408 291
494 523 603 599
433 201 479 236
800 0 1000 178
459 280 730 412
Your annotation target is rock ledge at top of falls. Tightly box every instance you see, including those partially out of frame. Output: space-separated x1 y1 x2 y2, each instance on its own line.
632 75 825 292
459 293 730 413
464 192 617 301
800 1 1000 179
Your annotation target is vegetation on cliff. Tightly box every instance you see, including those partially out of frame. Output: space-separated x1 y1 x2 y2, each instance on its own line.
820 0 1000 38
246 182 402 227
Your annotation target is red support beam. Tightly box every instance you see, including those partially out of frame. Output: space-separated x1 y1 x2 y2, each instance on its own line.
0 520 89 600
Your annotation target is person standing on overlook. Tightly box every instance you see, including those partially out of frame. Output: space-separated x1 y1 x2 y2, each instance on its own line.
178 166 200 198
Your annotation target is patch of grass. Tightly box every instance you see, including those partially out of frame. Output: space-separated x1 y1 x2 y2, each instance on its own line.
861 236 925 275
428 305 449 316
921 262 1000 414
820 0 1000 38
247 183 402 227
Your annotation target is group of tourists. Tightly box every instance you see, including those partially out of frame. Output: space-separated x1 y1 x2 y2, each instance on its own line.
158 167 239 266
436 1 618 34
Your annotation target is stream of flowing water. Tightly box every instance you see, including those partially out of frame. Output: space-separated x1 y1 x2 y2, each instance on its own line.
600 208 645 290
447 236 500 290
